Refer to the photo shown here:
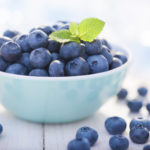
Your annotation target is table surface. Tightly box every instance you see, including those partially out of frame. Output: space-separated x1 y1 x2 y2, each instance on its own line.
0 76 149 150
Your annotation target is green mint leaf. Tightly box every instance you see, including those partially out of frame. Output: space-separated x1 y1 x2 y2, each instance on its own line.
49 29 80 43
69 22 79 36
78 18 105 42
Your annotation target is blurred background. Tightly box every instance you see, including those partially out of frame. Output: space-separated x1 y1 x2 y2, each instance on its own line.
0 0 150 80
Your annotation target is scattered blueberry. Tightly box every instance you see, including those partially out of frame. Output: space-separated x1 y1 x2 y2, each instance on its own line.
28 30 48 49
0 56 9 71
67 138 90 150
114 53 127 64
87 55 109 74
0 124 3 134
138 87 148 97
109 135 129 150
105 116 127 135
6 63 28 75
60 42 82 60
130 117 150 131
65 57 89 76
85 39 102 55
59 24 69 30
49 60 64 77
3 29 19 38
1 41 21 62
51 52 60 61
143 145 150 150
130 125 149 144
76 126 98 146
29 48 51 68
0 36 11 48
100 45 113 65
127 99 143 113
110 57 122 69
37 25 55 35
146 103 150 114
15 34 31 52
117 88 128 99
52 24 61 30
47 39 61 53
29 69 48 77
101 39 112 49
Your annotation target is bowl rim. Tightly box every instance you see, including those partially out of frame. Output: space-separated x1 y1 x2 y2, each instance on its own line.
0 44 132 81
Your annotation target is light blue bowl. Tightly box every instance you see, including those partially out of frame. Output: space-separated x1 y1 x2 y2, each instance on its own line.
0 45 131 123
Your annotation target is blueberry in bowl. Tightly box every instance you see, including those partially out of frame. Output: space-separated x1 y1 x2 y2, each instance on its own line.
0 18 131 123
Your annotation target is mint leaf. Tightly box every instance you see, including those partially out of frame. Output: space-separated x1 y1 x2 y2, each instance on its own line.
69 22 79 36
49 29 80 43
78 18 105 42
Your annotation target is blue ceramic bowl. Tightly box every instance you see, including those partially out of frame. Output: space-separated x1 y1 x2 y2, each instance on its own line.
0 44 131 123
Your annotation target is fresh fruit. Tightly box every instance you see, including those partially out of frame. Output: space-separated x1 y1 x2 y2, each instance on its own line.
29 48 51 68
87 55 109 74
0 56 9 71
60 42 82 60
76 126 98 146
47 39 61 53
67 138 90 150
51 52 60 61
138 87 148 97
105 116 127 135
80 45 88 60
129 125 149 144
0 124 3 134
109 135 129 150
146 103 150 114
49 60 64 77
117 88 128 99
37 25 55 35
1 41 21 62
110 57 122 69
85 39 102 55
143 145 150 150
0 36 11 48
28 30 48 49
29 69 48 77
114 53 127 64
101 39 112 49
65 57 89 76
3 29 19 38
127 99 143 112
15 34 31 52
6 63 28 75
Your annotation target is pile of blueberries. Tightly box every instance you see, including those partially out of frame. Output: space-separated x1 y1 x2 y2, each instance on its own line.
0 21 127 77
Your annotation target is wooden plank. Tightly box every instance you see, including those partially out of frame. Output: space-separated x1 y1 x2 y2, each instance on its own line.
0 106 43 150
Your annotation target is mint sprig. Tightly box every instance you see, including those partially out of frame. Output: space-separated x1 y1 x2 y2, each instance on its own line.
49 18 105 43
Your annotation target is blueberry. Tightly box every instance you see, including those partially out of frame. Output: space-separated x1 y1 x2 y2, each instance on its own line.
65 57 89 76
87 55 109 74
117 88 128 99
109 135 129 150
0 56 9 71
85 39 102 55
19 53 32 70
6 63 28 75
127 99 143 113
15 34 31 52
101 45 113 65
52 24 61 30
0 124 3 134
114 54 127 64
28 30 48 49
3 29 19 38
59 24 69 30
0 36 11 48
130 126 149 144
51 52 60 61
138 87 148 97
60 42 82 60
143 145 150 150
130 117 150 131
67 138 90 150
105 116 126 135
110 57 123 69
30 48 51 68
29 69 48 77
57 20 69 24
146 103 150 114
80 45 88 60
76 126 98 146
37 25 55 35
49 60 64 77
47 39 61 53
101 39 112 49
1 41 21 62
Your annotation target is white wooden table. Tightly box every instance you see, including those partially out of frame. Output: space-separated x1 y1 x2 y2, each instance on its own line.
0 76 149 150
